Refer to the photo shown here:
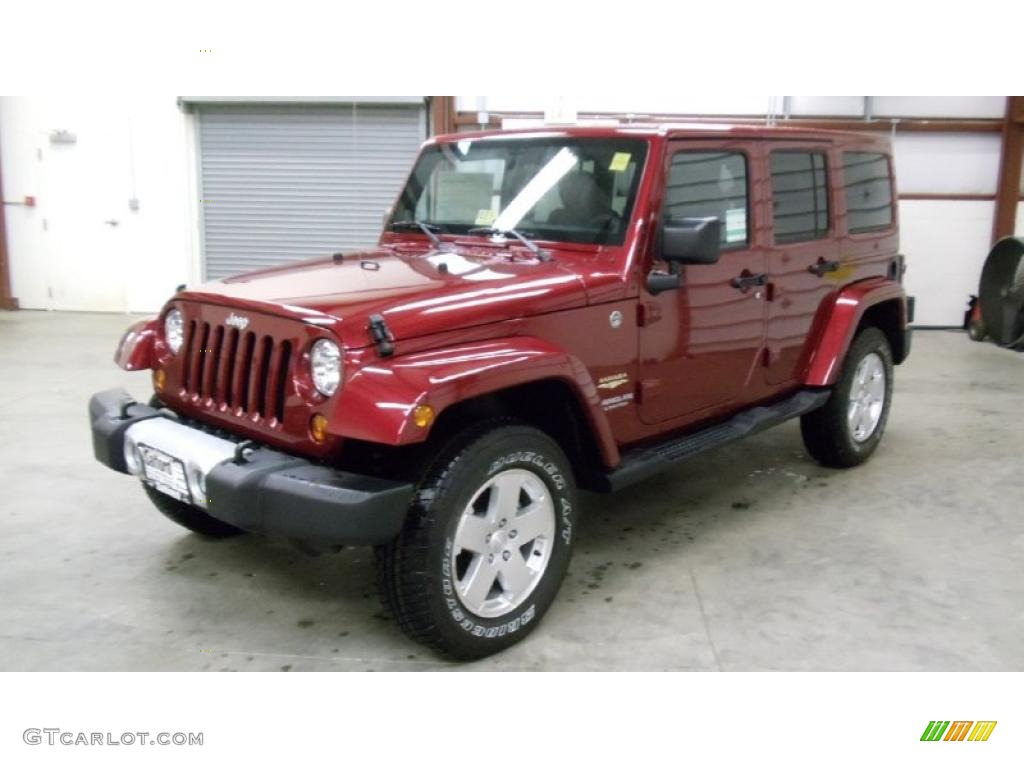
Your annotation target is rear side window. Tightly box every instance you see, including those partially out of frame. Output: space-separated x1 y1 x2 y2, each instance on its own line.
770 151 829 243
842 152 894 234
665 151 749 247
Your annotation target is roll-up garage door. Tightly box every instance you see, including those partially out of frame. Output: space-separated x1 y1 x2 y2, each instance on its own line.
196 102 425 280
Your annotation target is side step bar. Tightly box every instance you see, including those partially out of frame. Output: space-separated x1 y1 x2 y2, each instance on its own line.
600 389 831 492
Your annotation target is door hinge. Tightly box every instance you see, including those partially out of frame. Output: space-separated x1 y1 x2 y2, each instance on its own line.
637 302 662 327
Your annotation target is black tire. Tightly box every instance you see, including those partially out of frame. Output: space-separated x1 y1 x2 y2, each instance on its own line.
376 421 577 660
142 482 246 538
801 327 894 468
141 395 245 538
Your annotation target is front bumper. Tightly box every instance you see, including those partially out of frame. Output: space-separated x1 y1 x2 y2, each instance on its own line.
89 389 413 545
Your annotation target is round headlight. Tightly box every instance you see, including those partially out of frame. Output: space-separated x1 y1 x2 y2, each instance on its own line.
164 309 184 354
310 339 342 396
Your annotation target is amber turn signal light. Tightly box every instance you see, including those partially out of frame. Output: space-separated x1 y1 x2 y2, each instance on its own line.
413 404 435 429
153 368 166 393
310 413 329 443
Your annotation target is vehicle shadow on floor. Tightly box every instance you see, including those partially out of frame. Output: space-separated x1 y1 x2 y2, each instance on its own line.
148 422 839 669
152 528 437 669
562 423 840 595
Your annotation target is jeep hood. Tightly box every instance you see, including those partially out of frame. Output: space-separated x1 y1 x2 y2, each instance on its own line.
181 246 588 349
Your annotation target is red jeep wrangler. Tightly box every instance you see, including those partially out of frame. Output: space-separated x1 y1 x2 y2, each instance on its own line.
90 124 912 659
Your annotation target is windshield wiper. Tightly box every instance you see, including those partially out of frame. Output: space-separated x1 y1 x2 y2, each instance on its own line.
467 227 549 261
390 219 442 248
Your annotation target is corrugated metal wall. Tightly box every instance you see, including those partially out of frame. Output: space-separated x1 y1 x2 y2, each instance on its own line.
196 103 425 280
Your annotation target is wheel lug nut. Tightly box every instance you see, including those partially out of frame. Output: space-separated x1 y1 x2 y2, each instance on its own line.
488 554 495 563
502 550 511 561
509 530 517 539
499 518 507 528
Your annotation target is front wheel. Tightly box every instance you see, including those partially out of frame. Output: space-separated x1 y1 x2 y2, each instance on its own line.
141 395 245 538
142 483 246 538
376 422 577 660
801 326 894 468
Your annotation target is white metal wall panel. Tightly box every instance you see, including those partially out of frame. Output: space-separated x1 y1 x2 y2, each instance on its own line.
459 96 1009 120
900 200 995 326
459 95 773 116
891 133 1001 195
872 96 1005 119
788 96 865 117
197 103 424 280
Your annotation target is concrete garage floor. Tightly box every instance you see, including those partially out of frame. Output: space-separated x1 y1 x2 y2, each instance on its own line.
1 310 1022 672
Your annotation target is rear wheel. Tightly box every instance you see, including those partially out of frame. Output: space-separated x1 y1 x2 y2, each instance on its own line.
801 327 893 468
376 421 577 660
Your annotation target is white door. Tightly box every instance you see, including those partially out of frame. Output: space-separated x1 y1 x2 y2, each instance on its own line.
40 112 131 311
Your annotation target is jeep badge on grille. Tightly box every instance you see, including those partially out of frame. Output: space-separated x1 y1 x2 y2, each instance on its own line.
225 313 250 330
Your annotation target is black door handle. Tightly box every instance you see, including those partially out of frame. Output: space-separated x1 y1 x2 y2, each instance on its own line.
808 259 840 276
731 272 768 291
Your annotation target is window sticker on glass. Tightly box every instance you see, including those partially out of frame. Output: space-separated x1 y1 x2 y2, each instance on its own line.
474 208 497 226
725 207 747 243
609 152 632 172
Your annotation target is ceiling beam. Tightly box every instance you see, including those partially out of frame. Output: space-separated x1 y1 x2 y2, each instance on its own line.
429 97 457 137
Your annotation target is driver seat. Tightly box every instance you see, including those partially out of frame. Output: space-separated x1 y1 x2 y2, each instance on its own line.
547 170 616 228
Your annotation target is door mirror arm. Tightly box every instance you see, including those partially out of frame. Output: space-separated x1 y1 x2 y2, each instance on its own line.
646 265 682 294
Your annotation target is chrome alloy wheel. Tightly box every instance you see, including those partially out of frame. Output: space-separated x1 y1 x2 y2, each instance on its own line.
847 352 886 442
452 469 556 619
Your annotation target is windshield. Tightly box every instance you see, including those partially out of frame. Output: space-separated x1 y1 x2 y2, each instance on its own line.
389 136 649 246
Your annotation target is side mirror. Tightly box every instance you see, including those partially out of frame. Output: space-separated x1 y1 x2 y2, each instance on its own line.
662 217 722 265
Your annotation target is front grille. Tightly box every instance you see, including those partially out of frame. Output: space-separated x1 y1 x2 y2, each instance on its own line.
181 320 293 423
